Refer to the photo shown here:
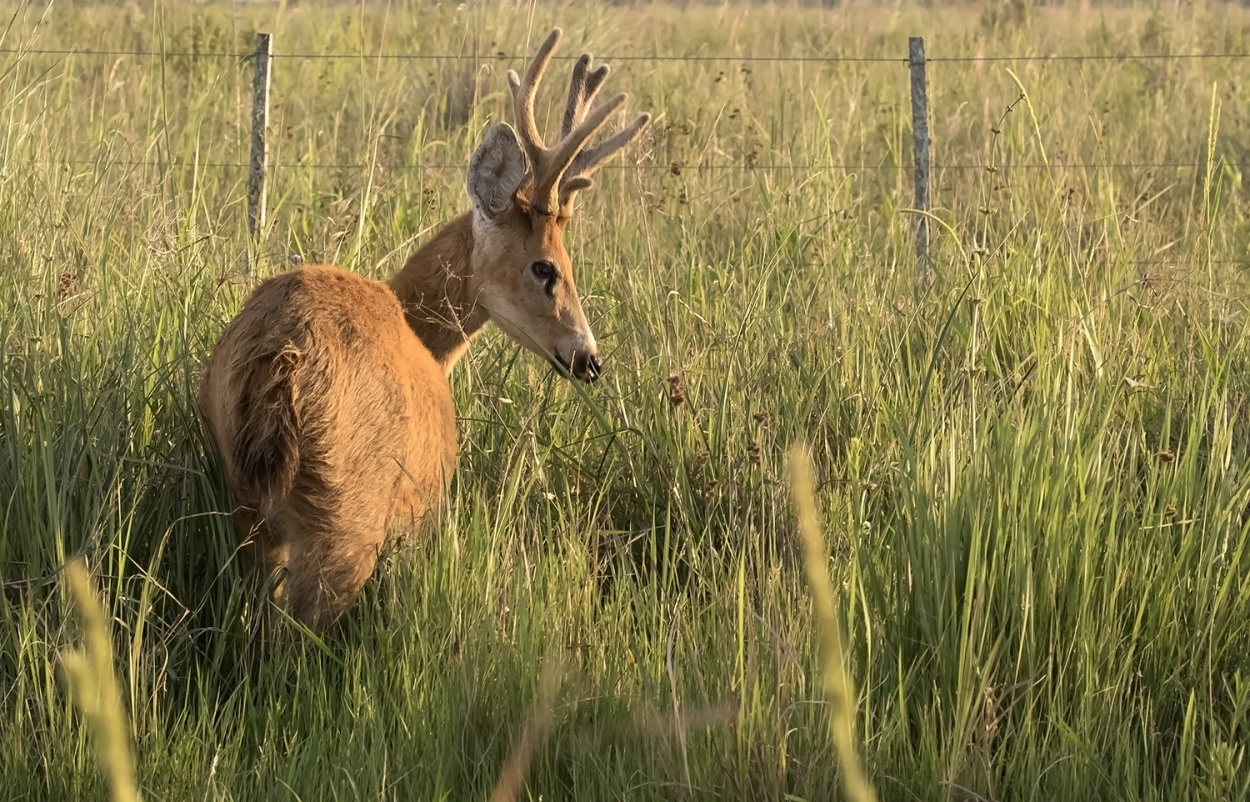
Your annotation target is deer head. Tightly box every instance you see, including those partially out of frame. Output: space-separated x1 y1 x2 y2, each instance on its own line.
465 28 650 382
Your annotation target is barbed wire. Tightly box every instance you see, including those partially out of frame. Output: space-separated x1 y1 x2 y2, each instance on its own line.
1 46 1248 64
0 48 245 59
926 52 1250 63
30 159 1240 172
766 258 1250 269
275 52 908 63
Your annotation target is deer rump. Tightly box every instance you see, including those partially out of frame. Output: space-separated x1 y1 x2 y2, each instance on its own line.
199 265 456 633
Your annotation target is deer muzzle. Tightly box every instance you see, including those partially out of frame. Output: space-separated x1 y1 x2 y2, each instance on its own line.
554 348 602 382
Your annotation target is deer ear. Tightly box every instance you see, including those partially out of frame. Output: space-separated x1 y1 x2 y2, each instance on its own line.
468 124 527 218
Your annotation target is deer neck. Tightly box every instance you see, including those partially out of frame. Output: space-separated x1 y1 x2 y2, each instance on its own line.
387 212 490 372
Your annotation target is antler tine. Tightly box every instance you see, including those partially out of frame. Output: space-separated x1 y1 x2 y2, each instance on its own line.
533 92 628 212
561 55 611 139
507 28 563 169
556 111 652 211
565 111 652 185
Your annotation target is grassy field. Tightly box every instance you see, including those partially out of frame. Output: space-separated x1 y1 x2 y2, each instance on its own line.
2 0 1250 799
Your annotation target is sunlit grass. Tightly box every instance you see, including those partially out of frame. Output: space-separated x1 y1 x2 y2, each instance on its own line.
2 0 1249 799
59 559 142 802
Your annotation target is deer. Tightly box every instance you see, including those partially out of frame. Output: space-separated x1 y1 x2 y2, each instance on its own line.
198 28 651 635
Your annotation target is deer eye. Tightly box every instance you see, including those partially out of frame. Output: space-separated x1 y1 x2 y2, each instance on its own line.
530 260 558 296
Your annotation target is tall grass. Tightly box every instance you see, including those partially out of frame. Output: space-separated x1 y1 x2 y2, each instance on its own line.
59 559 142 802
2 0 1249 799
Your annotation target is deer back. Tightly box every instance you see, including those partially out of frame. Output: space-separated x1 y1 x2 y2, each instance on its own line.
200 265 456 536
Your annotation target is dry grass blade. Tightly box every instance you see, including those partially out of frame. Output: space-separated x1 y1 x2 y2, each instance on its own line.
60 558 142 802
787 444 878 802
489 654 567 802
631 702 739 737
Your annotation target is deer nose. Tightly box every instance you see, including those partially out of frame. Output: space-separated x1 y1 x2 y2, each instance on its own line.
571 351 603 382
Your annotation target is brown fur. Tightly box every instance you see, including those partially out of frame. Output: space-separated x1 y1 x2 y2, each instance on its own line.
198 29 649 635
200 261 458 633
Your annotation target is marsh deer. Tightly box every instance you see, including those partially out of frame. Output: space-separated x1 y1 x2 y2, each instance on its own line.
199 29 650 634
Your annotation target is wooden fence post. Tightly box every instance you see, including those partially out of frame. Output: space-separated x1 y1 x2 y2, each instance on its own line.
248 32 273 248
909 35 931 282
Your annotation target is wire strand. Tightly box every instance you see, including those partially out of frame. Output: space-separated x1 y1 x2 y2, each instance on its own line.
35 159 1238 172
1 47 1248 63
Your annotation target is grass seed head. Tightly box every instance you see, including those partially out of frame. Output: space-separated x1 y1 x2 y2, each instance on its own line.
667 372 686 408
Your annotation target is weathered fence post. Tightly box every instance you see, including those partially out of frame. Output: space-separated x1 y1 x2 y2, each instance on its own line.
908 35 931 282
248 32 273 247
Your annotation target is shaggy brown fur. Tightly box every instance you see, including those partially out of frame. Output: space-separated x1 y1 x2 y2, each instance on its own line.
199 263 458 633
198 28 649 634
